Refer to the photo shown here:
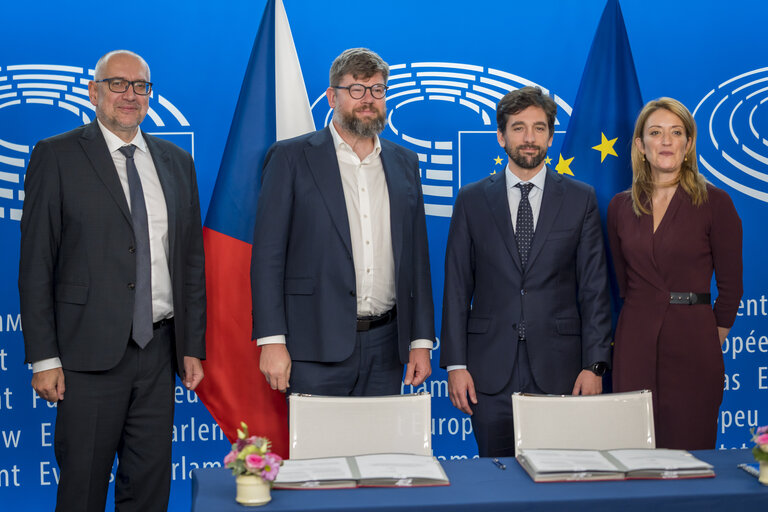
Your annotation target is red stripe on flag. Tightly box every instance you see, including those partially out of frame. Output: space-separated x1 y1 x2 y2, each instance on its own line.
196 227 288 456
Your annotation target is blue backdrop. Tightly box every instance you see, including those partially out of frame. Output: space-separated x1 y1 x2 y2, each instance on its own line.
1 1 766 510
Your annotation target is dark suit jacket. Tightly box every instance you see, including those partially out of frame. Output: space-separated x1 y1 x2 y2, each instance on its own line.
250 126 435 364
19 121 206 375
440 168 611 395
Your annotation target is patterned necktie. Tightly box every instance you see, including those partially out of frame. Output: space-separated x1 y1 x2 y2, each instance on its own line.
515 182 535 269
515 182 534 341
119 145 153 348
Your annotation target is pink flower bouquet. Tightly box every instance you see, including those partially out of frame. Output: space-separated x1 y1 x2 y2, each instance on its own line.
224 422 283 481
751 425 768 463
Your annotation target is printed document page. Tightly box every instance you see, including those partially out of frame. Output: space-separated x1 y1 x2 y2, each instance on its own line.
275 457 355 483
520 450 618 472
607 449 713 471
354 454 445 480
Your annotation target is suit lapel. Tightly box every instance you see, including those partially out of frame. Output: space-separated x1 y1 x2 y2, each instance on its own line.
304 128 353 257
79 121 132 226
527 169 564 269
145 134 176 265
381 145 404 277
485 173 522 271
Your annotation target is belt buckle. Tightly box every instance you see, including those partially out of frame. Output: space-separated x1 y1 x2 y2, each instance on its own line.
670 292 694 305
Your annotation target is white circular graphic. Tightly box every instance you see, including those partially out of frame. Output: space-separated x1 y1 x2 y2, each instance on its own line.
0 63 194 222
311 62 572 217
694 66 768 204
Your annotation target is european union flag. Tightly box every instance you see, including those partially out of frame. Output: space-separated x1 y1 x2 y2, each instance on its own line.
557 0 642 331
557 0 642 222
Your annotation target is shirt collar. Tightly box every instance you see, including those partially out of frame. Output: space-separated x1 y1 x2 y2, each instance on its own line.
97 119 148 155
505 162 547 191
329 121 381 159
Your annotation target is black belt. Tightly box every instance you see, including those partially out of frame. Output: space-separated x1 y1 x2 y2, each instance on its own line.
153 317 173 330
357 307 397 331
669 292 710 305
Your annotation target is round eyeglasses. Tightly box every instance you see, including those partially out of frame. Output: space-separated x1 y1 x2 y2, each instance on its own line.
95 78 153 96
333 83 388 100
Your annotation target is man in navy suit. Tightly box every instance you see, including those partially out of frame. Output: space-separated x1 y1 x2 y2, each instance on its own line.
440 87 612 457
251 48 435 396
19 50 206 510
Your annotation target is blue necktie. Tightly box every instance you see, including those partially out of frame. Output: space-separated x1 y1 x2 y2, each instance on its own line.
119 145 153 348
515 182 534 340
515 183 534 269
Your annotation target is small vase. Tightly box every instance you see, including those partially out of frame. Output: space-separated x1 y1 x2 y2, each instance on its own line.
236 474 272 506
760 461 768 486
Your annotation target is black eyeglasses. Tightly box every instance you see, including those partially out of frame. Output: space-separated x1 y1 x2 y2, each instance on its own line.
95 77 153 96
333 83 388 99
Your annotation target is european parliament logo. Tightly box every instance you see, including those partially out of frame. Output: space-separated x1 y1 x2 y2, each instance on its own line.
311 62 572 217
694 66 768 204
0 63 194 223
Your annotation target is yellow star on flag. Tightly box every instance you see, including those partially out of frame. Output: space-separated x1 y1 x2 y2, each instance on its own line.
555 154 574 175
592 132 618 162
494 156 503 165
544 156 552 165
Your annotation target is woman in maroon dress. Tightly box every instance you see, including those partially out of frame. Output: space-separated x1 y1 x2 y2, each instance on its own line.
607 98 742 450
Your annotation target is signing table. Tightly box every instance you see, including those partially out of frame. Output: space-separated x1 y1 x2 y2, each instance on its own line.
191 449 766 511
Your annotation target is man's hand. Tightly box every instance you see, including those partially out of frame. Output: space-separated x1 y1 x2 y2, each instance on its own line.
32 367 65 403
404 348 431 387
448 369 477 415
572 369 602 395
260 344 292 392
183 357 205 390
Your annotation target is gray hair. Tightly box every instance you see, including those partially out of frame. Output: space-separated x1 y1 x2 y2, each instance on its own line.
94 50 151 81
329 48 388 86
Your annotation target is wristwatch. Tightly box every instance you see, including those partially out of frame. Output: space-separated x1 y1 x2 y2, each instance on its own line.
585 362 608 377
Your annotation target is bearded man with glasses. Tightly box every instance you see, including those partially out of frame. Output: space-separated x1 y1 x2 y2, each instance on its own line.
252 48 435 398
19 49 206 511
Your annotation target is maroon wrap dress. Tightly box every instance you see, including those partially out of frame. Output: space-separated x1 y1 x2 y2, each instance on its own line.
607 184 742 449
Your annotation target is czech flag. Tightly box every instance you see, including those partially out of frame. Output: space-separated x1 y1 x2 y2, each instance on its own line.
195 0 315 457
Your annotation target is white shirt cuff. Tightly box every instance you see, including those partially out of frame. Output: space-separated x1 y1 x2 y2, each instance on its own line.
32 357 62 373
409 338 434 350
256 335 286 346
447 365 467 371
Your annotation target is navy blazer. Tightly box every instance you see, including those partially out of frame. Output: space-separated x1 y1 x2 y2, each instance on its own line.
251 126 435 364
19 121 206 375
440 168 611 395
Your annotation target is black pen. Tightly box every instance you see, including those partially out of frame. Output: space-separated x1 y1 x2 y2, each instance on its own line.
492 458 506 470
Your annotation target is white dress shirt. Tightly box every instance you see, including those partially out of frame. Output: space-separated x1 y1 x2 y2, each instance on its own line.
258 123 432 351
33 121 173 372
447 163 547 372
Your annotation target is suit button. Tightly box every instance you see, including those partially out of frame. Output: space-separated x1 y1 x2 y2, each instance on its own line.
128 283 135 289
129 246 135 253
349 290 355 296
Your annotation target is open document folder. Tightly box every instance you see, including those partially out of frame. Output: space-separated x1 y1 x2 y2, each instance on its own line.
517 448 715 482
274 453 450 489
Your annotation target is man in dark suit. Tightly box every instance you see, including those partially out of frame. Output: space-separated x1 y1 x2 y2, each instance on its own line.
440 87 612 457
18 50 206 511
251 48 434 396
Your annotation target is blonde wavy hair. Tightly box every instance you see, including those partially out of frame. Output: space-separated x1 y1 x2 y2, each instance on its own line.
630 97 708 216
